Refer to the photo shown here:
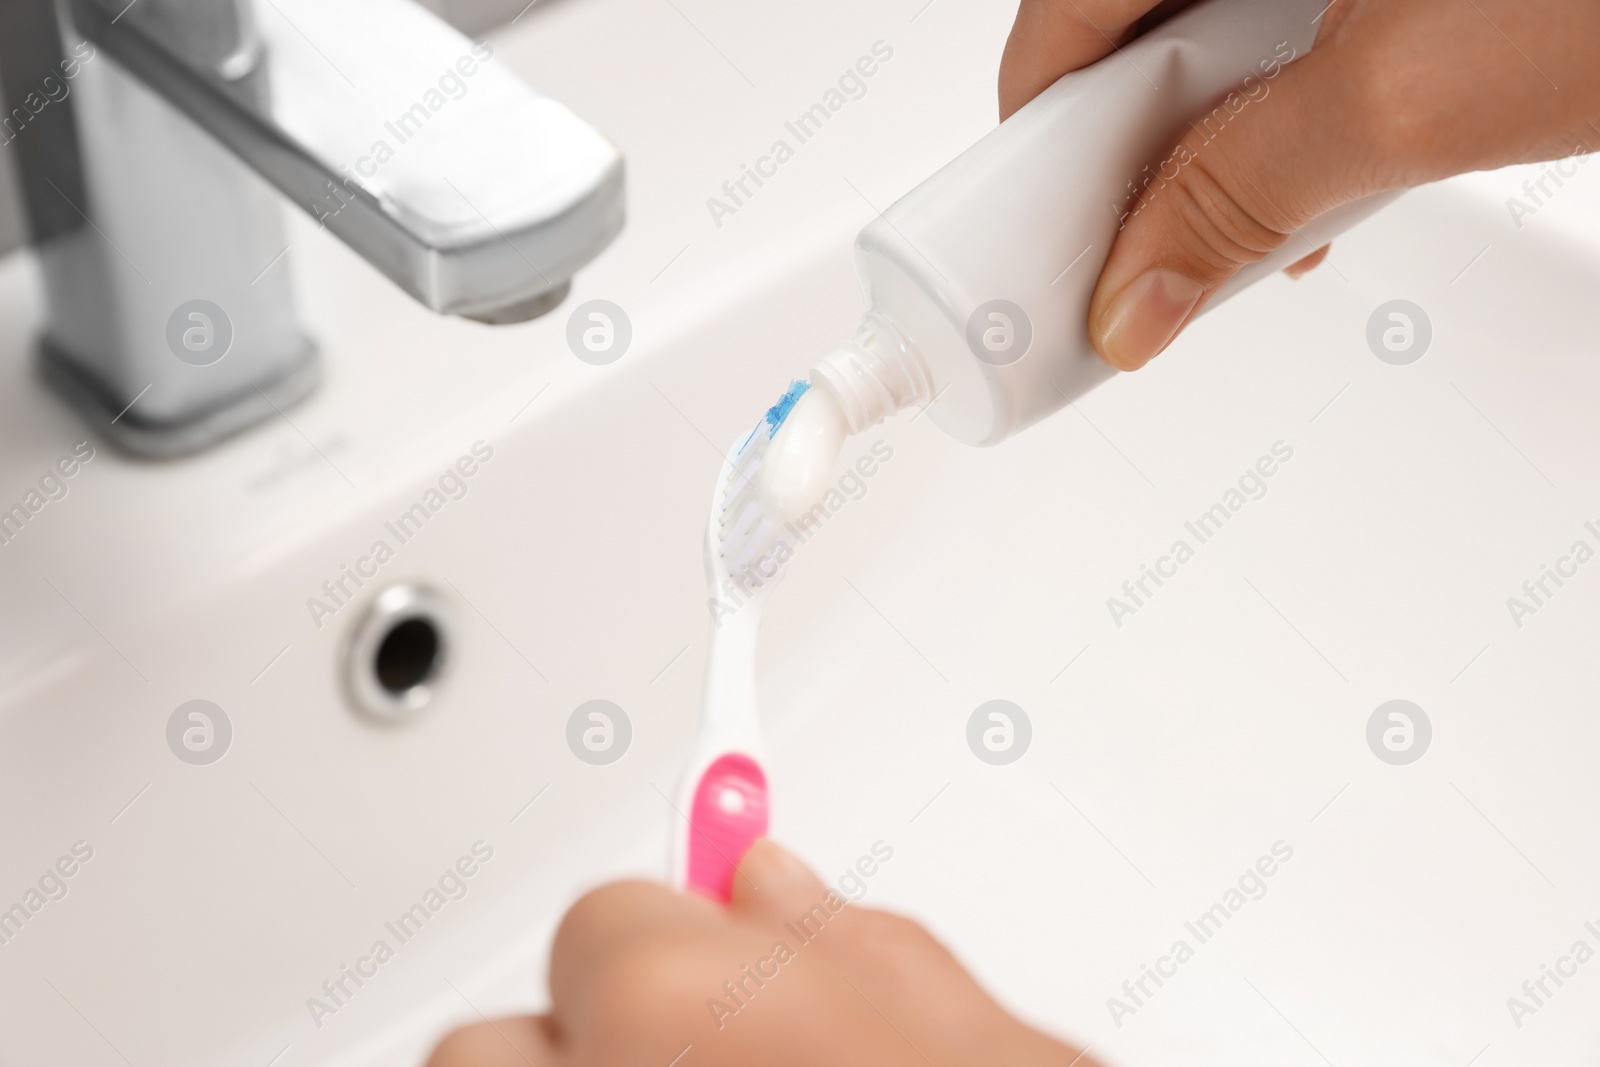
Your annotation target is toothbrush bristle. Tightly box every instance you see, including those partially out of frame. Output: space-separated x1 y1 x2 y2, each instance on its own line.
718 435 769 555
714 380 810 579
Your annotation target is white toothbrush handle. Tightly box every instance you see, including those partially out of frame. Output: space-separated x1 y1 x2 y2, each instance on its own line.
698 610 762 747
671 607 765 891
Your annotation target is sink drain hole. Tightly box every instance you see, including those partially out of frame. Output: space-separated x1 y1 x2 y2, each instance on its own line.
344 585 453 722
376 617 441 695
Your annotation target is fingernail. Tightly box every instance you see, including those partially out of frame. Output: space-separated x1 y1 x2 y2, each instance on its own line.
1097 269 1206 370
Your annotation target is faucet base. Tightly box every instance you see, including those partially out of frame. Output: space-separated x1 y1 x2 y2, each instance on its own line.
39 336 320 460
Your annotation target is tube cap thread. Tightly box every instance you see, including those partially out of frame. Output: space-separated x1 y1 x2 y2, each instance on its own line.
811 313 933 434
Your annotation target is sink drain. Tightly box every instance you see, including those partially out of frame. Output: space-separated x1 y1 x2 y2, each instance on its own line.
344 584 452 721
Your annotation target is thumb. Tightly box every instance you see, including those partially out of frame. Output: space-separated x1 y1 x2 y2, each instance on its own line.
1089 33 1381 370
729 837 832 923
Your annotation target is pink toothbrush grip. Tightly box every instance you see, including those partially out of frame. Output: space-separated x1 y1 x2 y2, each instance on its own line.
686 754 769 903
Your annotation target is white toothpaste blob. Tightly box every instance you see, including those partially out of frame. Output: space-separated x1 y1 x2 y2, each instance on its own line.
760 325 933 523
759 386 849 525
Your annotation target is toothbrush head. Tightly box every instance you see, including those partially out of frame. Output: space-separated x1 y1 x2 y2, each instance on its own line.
708 381 810 604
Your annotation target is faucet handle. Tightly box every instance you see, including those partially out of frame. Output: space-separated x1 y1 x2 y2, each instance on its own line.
72 0 624 323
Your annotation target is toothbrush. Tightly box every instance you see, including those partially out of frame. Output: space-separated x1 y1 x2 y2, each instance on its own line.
673 381 809 902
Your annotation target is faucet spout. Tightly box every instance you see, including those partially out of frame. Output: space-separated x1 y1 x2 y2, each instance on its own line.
2 0 624 456
70 0 624 323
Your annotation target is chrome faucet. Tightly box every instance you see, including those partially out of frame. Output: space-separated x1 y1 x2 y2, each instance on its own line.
0 0 623 456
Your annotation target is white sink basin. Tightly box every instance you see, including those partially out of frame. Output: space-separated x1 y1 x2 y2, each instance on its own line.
2 1 1598 1065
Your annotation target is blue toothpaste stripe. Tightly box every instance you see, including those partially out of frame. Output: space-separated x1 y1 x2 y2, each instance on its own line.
763 379 810 438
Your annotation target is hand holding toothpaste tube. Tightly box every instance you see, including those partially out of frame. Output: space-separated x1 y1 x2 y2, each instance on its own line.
1000 0 1600 370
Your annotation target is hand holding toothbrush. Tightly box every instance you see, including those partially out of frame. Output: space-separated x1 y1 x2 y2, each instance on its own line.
425 839 1098 1067
1000 0 1600 371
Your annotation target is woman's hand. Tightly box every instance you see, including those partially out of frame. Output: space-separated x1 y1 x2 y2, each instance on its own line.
426 839 1095 1067
1000 0 1600 370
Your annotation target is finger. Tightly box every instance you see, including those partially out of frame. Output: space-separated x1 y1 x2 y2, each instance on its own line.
425 1015 559 1067
1088 26 1393 370
547 880 717 1029
1283 244 1331 279
728 838 834 928
998 0 1162 118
